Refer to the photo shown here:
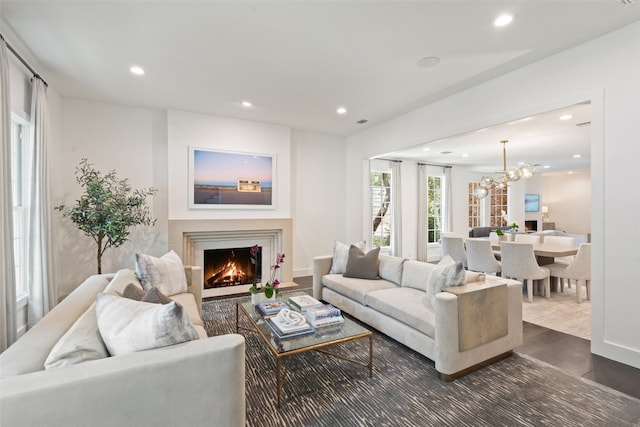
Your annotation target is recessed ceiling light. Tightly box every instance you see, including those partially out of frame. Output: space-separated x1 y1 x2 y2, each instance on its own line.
129 65 145 76
241 100 253 108
336 107 347 115
543 165 551 169
417 56 441 68
568 171 574 174
573 154 582 158
461 153 469 158
494 14 513 27
423 147 431 152
560 114 573 120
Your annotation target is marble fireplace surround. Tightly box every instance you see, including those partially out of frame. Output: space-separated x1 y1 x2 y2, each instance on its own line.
168 218 293 298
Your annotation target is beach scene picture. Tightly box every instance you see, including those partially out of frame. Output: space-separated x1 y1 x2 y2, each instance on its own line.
191 148 274 207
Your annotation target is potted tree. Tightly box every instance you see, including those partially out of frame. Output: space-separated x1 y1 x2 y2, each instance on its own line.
55 159 157 274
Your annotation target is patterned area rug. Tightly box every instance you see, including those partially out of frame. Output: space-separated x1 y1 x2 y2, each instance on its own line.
202 295 640 427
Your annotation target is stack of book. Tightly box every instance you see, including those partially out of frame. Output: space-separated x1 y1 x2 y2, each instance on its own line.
287 295 323 313
305 304 344 328
256 300 288 316
265 309 314 339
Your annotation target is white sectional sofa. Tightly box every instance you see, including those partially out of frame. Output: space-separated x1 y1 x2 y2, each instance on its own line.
0 266 246 427
313 254 523 380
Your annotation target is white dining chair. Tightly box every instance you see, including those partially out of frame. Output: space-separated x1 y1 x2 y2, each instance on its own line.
514 234 541 244
500 242 550 303
466 238 501 275
542 235 577 266
488 231 502 259
441 236 467 268
547 243 591 303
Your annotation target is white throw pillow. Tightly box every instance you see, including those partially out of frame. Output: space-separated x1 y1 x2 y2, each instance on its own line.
135 250 187 296
329 240 366 274
96 293 199 356
44 303 109 369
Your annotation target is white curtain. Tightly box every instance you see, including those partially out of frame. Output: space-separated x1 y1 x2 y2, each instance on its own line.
443 166 453 232
417 164 427 262
0 37 17 351
390 161 402 256
27 76 55 327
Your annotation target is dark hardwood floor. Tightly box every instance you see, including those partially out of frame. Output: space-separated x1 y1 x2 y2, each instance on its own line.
293 276 640 400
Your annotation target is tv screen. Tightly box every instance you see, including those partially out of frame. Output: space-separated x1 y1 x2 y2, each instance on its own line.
525 194 540 212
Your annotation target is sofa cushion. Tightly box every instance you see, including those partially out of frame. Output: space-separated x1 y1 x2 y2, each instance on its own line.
329 240 366 274
344 246 380 280
400 260 439 291
43 303 109 369
170 292 205 328
366 288 436 338
96 293 199 356
135 250 188 296
378 255 405 285
322 274 397 305
103 269 143 296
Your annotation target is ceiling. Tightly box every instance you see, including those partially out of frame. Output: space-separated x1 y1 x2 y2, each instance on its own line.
384 101 592 174
2 1 640 140
0 2 637 173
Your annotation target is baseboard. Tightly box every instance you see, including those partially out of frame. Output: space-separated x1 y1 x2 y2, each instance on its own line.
438 351 513 381
294 268 312 277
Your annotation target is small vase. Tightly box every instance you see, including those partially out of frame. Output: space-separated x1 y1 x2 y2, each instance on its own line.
251 292 265 305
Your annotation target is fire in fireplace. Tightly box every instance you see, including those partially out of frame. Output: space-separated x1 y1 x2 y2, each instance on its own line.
203 247 262 289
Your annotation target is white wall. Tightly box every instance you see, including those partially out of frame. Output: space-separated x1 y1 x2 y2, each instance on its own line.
541 172 591 235
51 99 168 298
291 130 346 276
167 110 291 220
345 22 640 369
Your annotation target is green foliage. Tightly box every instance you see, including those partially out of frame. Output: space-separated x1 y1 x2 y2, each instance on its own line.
55 159 157 273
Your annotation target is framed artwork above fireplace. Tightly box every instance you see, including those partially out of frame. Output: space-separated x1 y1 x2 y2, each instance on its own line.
189 146 276 209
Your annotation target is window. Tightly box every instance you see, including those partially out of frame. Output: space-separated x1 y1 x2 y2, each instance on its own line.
371 170 391 248
11 118 29 302
490 186 509 227
427 175 442 243
468 182 482 227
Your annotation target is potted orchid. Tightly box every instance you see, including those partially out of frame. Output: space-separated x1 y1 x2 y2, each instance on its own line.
248 245 285 303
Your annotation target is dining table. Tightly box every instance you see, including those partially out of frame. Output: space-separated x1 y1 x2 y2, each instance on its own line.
492 242 578 265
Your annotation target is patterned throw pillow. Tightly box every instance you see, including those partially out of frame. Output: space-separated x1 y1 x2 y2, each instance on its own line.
426 262 466 308
96 293 198 356
135 250 187 296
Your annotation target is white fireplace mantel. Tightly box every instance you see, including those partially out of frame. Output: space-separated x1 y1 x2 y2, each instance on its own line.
168 218 293 297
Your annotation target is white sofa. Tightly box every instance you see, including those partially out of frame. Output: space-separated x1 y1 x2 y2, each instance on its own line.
0 266 246 427
313 255 523 380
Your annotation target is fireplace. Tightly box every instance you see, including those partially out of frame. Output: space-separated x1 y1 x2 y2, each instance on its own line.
168 218 293 298
204 247 262 289
525 220 538 232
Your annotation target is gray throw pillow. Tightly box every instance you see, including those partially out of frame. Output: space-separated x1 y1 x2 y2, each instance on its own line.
343 245 380 280
122 283 146 301
142 287 172 304
329 240 366 274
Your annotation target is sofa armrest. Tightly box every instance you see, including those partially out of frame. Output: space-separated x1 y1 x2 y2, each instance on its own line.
434 281 522 376
0 334 246 427
312 255 333 300
185 265 203 314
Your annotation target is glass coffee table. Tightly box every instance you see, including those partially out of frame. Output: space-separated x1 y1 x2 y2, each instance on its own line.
236 291 373 408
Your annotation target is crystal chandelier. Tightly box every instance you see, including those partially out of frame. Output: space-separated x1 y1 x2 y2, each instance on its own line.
473 140 535 199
